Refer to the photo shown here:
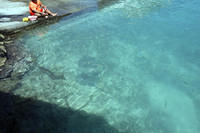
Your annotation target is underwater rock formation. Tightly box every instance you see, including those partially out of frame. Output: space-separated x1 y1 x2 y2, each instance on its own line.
0 36 33 79
0 33 33 92
77 56 104 86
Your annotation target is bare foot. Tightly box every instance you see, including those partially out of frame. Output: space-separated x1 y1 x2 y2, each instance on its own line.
52 13 57 16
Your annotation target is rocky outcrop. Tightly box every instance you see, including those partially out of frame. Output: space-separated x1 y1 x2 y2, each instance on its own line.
0 0 95 92
0 33 34 92
0 38 33 79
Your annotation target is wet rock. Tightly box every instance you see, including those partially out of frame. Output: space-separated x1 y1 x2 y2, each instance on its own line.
0 77 21 92
11 58 32 79
0 65 12 79
0 34 5 41
4 41 14 44
10 50 33 79
0 40 33 80
0 42 4 45
0 50 6 58
0 45 7 54
0 57 6 67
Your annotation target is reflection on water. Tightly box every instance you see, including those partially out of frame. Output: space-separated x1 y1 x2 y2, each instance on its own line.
5 0 200 133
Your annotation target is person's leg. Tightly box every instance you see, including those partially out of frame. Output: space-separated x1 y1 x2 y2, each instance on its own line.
45 9 57 16
33 13 49 19
34 13 42 17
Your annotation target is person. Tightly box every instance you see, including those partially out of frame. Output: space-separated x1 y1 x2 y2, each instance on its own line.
29 0 57 17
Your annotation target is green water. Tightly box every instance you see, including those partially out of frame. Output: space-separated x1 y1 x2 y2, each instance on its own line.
14 0 200 132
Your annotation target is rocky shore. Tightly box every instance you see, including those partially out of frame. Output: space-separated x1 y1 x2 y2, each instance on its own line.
0 32 34 92
0 0 93 92
0 0 64 92
0 0 34 90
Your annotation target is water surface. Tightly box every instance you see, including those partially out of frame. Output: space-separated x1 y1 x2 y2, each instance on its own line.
15 0 200 132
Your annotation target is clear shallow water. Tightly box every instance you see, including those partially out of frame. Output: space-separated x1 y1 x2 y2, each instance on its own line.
15 0 200 132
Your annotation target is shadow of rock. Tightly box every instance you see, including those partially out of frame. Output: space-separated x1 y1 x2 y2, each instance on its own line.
0 91 121 133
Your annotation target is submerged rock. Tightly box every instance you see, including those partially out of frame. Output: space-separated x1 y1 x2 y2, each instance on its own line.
0 45 6 52
0 78 21 93
0 64 12 79
77 56 104 86
0 39 33 80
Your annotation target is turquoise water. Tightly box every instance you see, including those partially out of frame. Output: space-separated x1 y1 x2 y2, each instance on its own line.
15 0 200 132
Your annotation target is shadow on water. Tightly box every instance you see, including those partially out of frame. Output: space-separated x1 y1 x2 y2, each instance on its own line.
0 91 121 133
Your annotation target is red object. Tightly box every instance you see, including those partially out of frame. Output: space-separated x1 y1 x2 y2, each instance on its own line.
29 0 43 16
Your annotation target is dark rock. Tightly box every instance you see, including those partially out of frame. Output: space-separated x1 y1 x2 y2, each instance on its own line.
0 65 12 79
0 78 20 93
0 41 33 80
11 58 32 79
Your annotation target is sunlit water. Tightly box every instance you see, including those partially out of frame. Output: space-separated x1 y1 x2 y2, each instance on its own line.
15 0 200 132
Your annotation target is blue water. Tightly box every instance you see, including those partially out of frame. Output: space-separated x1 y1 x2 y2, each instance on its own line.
15 0 200 132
